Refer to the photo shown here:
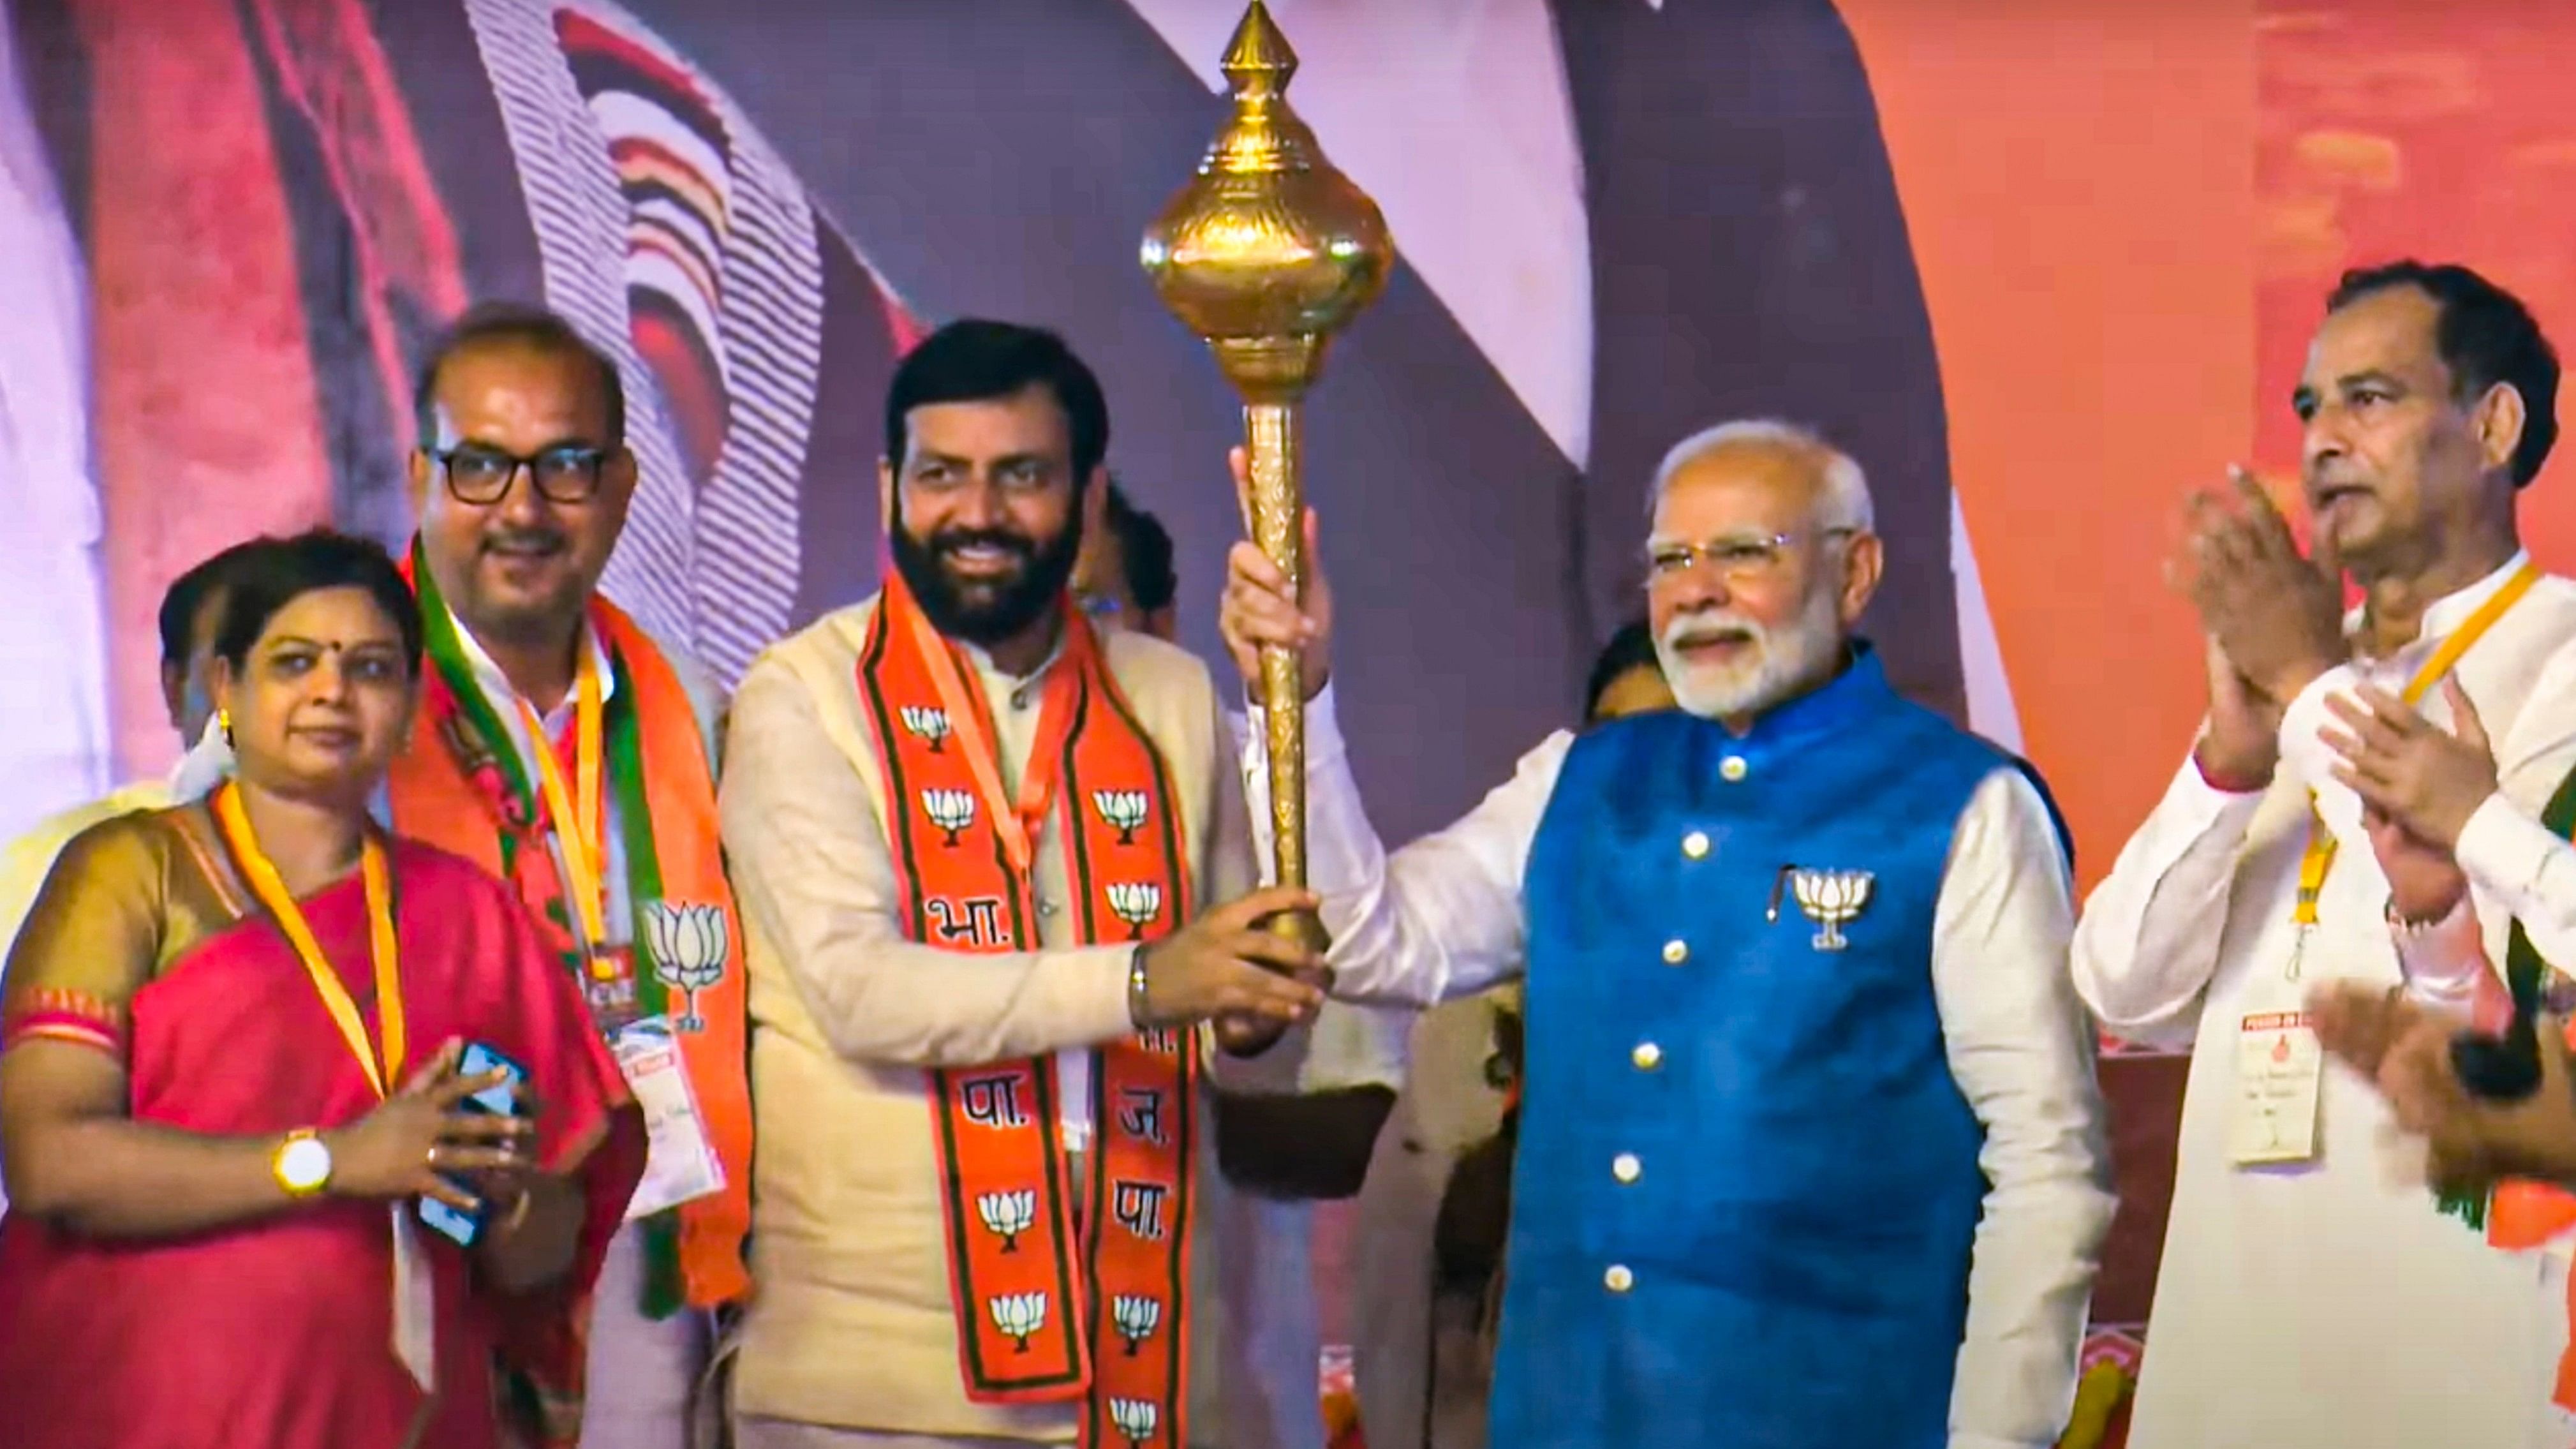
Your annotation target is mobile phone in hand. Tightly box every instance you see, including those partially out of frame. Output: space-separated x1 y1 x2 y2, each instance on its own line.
417 1040 530 1248
455 1041 529 1117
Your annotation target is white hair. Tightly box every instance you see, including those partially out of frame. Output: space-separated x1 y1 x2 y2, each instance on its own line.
1645 419 1876 535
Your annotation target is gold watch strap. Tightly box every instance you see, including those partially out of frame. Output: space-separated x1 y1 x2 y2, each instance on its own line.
272 1127 329 1198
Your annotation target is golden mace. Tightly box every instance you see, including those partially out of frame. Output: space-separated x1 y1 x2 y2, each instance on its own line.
1141 1 1392 955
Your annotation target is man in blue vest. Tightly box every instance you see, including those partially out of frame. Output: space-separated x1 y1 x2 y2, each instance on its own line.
1218 420 2114 1448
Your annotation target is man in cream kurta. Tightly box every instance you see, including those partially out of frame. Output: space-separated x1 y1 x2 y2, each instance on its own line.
724 600 1368 1449
2075 262 2576 1448
718 320 1362 1449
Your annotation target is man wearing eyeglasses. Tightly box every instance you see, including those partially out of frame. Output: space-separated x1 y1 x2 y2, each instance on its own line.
2073 262 2576 1449
1219 419 2113 1449
396 303 753 1449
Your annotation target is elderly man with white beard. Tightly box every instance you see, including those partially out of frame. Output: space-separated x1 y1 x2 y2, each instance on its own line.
1218 419 2113 1449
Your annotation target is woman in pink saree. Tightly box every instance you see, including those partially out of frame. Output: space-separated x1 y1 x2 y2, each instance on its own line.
0 530 644 1448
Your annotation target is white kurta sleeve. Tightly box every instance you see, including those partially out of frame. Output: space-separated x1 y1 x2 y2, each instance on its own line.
2457 794 2576 972
2395 889 2485 993
2068 745 2270 1048
1932 769 2117 1449
1241 685 1564 1007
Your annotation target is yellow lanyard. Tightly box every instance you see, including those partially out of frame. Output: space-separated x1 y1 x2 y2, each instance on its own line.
214 783 404 1097
519 644 611 972
2291 562 2542 942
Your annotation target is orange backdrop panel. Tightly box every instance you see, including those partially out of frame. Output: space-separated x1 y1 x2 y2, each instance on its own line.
1837 0 2259 889
2253 2 2576 549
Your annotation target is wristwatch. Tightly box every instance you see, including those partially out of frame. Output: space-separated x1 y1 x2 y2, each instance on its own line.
271 1127 334 1199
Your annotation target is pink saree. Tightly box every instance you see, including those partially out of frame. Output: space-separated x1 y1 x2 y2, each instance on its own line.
0 836 644 1448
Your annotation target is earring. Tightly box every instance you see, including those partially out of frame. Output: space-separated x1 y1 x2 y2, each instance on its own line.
217 709 232 748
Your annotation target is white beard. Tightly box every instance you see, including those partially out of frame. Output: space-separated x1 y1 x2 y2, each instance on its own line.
1655 585 1844 722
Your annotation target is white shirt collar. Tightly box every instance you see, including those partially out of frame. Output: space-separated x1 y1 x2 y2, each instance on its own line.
447 597 618 728
2344 549 2534 649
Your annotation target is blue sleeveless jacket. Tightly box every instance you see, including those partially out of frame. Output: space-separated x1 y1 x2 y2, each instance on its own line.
1491 648 2054 1449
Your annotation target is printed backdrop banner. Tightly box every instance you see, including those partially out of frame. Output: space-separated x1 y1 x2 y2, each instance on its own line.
8 0 2576 1372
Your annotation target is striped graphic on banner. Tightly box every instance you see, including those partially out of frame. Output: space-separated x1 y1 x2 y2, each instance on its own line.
459 0 846 685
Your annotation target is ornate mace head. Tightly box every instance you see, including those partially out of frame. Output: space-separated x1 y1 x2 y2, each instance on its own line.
1139 1 1394 403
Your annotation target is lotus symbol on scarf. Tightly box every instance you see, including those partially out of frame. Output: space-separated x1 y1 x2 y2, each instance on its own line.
1109 1397 1159 1447
900 706 952 753
644 901 728 1030
1111 1293 1162 1355
1093 789 1150 844
1107 882 1163 940
1784 867 1873 952
977 1189 1036 1252
989 1290 1048 1351
922 789 977 845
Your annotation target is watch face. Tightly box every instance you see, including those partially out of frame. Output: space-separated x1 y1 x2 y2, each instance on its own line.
278 1136 332 1192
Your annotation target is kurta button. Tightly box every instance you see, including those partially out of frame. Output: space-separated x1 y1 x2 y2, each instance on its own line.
1681 830 1710 860
1604 1264 1634 1293
1632 1041 1662 1071
1037 897 1058 918
1719 755 1748 782
1661 939 1688 965
1611 1152 1641 1183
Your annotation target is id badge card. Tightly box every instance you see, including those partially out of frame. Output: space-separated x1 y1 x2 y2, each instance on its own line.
2231 1009 2323 1166
611 1014 725 1221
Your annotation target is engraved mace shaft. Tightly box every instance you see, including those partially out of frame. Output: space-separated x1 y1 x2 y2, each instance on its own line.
1140 1 1392 954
